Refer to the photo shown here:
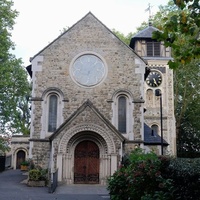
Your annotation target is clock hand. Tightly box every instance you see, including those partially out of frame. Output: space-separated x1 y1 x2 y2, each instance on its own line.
153 78 158 86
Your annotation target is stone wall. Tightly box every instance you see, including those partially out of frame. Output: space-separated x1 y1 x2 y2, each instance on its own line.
30 13 146 161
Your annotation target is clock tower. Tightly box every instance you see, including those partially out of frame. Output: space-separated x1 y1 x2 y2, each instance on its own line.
130 23 176 155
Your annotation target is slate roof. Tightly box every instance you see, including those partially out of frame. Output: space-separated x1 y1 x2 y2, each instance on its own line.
132 23 159 39
144 123 168 146
129 23 161 50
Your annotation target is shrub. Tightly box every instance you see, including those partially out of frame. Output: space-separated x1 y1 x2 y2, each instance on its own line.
166 158 200 200
29 168 48 181
20 160 29 166
108 149 174 200
107 149 200 200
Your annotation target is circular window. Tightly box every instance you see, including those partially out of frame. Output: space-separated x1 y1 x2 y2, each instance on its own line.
71 54 106 87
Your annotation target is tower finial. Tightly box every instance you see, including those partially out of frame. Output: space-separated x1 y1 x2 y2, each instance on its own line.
145 3 154 25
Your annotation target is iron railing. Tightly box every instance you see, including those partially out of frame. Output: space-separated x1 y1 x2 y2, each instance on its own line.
48 168 58 193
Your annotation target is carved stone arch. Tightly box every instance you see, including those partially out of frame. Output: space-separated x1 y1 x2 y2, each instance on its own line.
66 131 108 155
14 147 28 155
111 89 134 101
41 87 65 100
58 123 117 154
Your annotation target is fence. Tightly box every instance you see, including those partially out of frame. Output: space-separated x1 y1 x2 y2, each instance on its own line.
48 168 58 193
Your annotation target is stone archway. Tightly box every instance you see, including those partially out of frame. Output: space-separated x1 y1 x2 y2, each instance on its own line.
74 140 99 184
55 124 123 184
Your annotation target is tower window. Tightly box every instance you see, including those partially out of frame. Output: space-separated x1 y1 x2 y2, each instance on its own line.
151 124 159 136
147 42 160 57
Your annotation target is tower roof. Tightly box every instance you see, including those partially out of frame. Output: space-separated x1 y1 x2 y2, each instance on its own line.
132 23 159 39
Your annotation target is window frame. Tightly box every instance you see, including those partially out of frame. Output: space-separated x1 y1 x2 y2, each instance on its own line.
118 96 127 133
48 94 58 132
146 41 161 57
112 91 133 137
40 89 64 138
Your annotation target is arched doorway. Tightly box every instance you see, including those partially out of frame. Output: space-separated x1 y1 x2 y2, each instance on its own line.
74 140 99 184
16 150 26 169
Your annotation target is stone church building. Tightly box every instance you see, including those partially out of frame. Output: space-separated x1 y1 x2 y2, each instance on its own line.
23 12 176 184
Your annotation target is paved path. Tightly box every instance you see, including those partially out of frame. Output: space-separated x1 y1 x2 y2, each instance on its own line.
0 169 110 200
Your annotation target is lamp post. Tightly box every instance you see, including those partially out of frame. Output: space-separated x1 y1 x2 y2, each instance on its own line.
155 89 163 155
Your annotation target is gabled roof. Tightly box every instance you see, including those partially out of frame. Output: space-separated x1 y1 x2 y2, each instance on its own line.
29 12 147 65
49 99 126 142
144 123 168 146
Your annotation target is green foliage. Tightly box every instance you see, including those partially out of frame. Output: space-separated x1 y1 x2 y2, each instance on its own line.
112 29 133 45
29 168 48 181
20 160 29 166
108 149 174 200
0 136 10 153
108 150 200 200
152 0 200 69
174 59 200 157
145 0 200 158
29 169 41 181
166 158 200 199
0 0 31 140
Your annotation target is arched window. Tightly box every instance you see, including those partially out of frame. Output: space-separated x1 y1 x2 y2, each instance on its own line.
48 94 58 132
146 89 153 107
112 90 133 138
151 124 159 136
118 96 127 133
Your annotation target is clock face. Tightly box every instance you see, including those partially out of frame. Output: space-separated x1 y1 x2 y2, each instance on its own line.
146 70 162 87
71 54 106 87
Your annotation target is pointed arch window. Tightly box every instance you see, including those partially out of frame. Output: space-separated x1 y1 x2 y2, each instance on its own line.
48 94 58 132
118 96 127 133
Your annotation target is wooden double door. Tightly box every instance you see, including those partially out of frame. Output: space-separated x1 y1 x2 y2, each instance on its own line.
74 140 100 184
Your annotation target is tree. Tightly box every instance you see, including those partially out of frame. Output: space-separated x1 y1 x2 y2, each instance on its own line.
152 0 200 157
113 0 200 157
112 29 133 45
0 0 31 152
152 0 200 69
174 60 200 157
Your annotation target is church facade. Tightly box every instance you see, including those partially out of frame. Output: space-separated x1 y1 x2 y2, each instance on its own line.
27 12 176 184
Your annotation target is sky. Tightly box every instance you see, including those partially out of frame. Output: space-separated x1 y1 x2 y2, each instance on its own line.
11 0 169 66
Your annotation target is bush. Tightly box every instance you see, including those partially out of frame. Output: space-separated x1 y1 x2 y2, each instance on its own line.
20 160 29 166
107 149 200 200
29 168 48 181
166 158 200 200
108 149 174 200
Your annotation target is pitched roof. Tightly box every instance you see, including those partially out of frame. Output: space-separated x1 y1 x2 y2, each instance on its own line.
29 12 147 65
132 23 159 39
144 123 168 146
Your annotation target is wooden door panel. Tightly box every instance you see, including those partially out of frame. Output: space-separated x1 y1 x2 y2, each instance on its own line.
74 140 99 184
16 150 26 169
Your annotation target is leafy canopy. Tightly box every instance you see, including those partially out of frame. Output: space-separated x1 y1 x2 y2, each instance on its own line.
0 0 31 147
152 0 200 69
